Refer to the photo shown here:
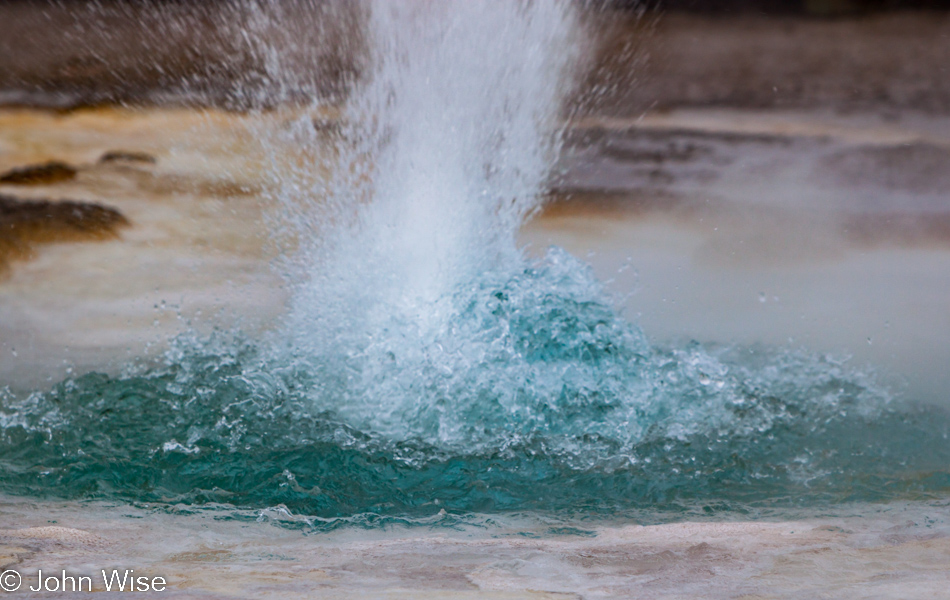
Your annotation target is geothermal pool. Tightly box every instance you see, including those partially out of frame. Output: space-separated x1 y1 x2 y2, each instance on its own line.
1 1 950 598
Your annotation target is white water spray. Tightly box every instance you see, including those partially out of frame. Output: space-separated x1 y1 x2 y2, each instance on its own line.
282 0 584 350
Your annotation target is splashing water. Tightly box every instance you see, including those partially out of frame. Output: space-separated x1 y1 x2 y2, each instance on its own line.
278 0 589 443
283 1 581 341
1 1 950 527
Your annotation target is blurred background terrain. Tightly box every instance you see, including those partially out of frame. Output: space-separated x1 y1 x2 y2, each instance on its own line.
0 0 948 112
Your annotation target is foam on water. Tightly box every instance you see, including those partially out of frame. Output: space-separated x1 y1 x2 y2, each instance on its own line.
1 0 949 526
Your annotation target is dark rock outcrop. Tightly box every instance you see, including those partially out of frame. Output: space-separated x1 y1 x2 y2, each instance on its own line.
0 194 129 273
0 161 77 185
98 150 156 164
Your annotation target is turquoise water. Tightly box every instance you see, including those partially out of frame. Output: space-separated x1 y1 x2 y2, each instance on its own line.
2 0 950 528
2 247 948 524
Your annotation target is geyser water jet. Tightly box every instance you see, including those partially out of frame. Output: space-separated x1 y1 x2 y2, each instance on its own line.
282 0 583 344
272 0 595 443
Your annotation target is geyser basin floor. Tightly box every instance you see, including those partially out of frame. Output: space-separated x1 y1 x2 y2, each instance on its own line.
0 107 288 388
2 496 950 599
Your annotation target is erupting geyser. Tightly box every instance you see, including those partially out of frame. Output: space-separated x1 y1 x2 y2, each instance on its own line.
1 0 948 528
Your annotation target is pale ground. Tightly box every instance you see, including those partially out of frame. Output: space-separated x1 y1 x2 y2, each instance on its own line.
0 108 288 388
1 496 949 599
1 106 949 597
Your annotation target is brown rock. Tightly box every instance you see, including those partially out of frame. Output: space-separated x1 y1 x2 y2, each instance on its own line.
98 150 156 164
0 161 77 185
0 194 129 273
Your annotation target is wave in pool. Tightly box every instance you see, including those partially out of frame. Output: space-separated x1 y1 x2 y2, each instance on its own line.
2 0 950 526
2 250 949 523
